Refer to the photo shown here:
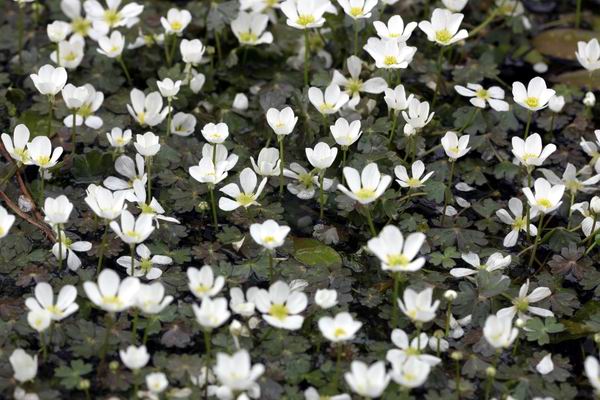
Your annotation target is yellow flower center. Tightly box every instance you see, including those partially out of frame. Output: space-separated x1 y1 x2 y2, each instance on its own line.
387 254 410 267
537 198 552 208
334 327 347 337
384 55 398 66
47 305 64 316
525 97 539 108
104 9 120 27
78 104 93 118
101 295 123 307
514 298 529 312
64 51 78 62
268 304 289 320
194 285 210 295
171 21 183 31
476 89 489 99
236 193 256 207
435 29 452 44
140 259 153 272
355 188 376 201
520 153 538 162
72 18 91 36
407 178 421 187
137 112 146 124
140 203 155 214
297 14 315 26
347 79 362 95
262 235 276 244
36 155 51 166
319 103 334 113
239 31 258 44
125 230 141 240
0 227 4 236
350 7 363 17
512 217 526 230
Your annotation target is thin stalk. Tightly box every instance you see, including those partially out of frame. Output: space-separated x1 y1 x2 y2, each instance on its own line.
164 33 171 66
133 371 139 399
484 351 501 400
209 186 218 230
117 56 132 86
319 170 325 221
567 191 575 229
17 4 24 66
40 331 47 361
445 301 453 336
353 19 359 56
455 358 461 400
130 244 135 276
304 29 310 87
142 316 155 345
549 113 555 138
388 111 398 148
364 205 377 236
203 330 212 400
57 225 63 269
47 96 54 136
146 156 152 201
392 272 400 327
99 313 114 365
575 0 582 28
525 167 533 241
96 222 110 276
71 109 77 157
278 136 284 196
441 160 456 224
215 30 223 64
131 309 139 344
333 344 342 389
458 108 479 133
431 46 445 109
268 251 274 282
528 213 545 267
39 169 45 204
166 98 173 137
523 110 533 139
469 7 501 37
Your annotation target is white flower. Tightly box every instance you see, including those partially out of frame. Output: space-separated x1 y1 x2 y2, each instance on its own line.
156 78 181 100
344 361 390 398
232 12 273 45
548 95 565 113
441 131 470 160
106 127 132 149
398 287 440 323
512 77 556 111
97 31 125 58
47 20 72 42
189 157 229 186
306 142 338 170
192 297 231 329
9 349 37 383
418 8 469 46
572 198 600 237
338 163 392 205
522 177 565 214
233 93 249 111
511 133 556 167
127 89 168 127
387 329 441 367
536 354 554 375
314 289 338 309
27 136 63 169
308 84 349 115
384 84 414 113
26 282 78 322
280 0 331 29
120 345 150 370
576 38 600 72
318 312 362 342
110 210 155 245
180 38 206 65
30 64 67 96
394 160 433 189
373 15 417 42
254 281 307 330
337 0 377 19
304 387 350 400
83 268 140 312
585 355 600 394
330 118 362 147
117 244 171 280
230 287 258 317
43 195 73 225
331 56 387 108
250 219 290 250
1 124 30 164
284 163 333 199
63 84 104 129
402 98 434 131
52 36 84 70
187 265 225 299
497 279 553 320
202 122 229 144
170 112 197 137
27 308 51 332
0 206 16 238
454 83 509 111
61 0 101 37
219 168 267 211
84 0 144 31
496 198 539 247
367 226 426 272
160 8 192 35
250 147 281 177
52 230 92 271
266 107 297 136
146 372 169 394
450 252 511 278
213 350 264 398
389 356 431 389
104 154 147 198
539 163 600 195
363 38 417 69
134 132 161 157
135 282 173 314
483 313 518 349
442 0 468 12
85 184 126 221
584 91 597 107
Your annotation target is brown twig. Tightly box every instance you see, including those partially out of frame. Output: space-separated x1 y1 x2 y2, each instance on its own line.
0 191 55 241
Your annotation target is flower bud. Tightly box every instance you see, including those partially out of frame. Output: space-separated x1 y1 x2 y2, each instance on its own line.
451 351 463 361
486 366 496 377
444 290 458 301
584 91 596 107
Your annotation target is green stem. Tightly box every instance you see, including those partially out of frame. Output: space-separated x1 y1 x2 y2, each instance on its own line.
142 316 155 345
57 224 63 269
392 272 400 327
469 7 500 37
209 186 218 230
304 29 310 87
17 4 24 66
528 213 545 267
445 301 453 337
47 96 54 136
130 244 135 276
40 331 47 361
364 205 377 236
96 222 110 276
146 156 152 201
388 111 398 148
164 33 171 66
99 313 114 365
319 170 325 221
117 56 132 86
39 169 45 204
333 344 342 390
525 167 532 241
441 160 456 225
455 358 461 400
458 108 478 133
523 110 532 139
166 98 172 137
203 330 212 400
575 0 582 28
431 46 445 109
278 137 284 196
353 20 359 56
215 30 223 64
567 191 575 229
71 109 77 157
548 113 555 138
268 251 274 282
131 309 139 344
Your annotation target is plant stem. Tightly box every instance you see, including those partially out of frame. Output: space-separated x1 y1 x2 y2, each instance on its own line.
209 186 218 230
445 300 453 336
333 344 342 390
166 98 172 137
47 96 54 136
567 191 575 229
164 33 171 66
96 222 110 276
441 160 456 224
203 330 212 400
525 167 533 241
99 313 114 365
39 169 45 204
575 0 582 28
142 316 155 345
431 46 445 109
130 244 135 276
528 213 545 267
364 205 377 236
523 110 533 139
268 250 274 282
40 331 47 361
392 272 400 327
131 309 139 344
388 111 398 148
278 136 285 196
549 113 555 138
71 109 77 157
215 30 223 64
319 170 325 221
57 224 63 269
353 20 359 56
304 29 310 87
146 156 152 201
17 3 24 66
117 56 132 86
469 7 500 37
455 358 461 400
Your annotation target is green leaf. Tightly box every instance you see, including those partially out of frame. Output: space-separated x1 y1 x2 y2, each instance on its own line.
292 238 342 269
71 150 114 184
55 360 93 389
